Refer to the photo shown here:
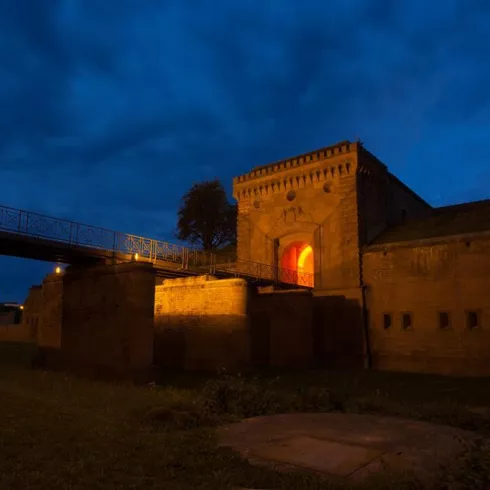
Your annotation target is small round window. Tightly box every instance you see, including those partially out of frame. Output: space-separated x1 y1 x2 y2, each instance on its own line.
286 190 296 201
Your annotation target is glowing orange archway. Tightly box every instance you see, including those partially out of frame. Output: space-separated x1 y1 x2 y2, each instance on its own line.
297 245 313 273
281 241 314 286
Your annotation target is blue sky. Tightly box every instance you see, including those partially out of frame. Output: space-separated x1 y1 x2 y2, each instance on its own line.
1 0 489 301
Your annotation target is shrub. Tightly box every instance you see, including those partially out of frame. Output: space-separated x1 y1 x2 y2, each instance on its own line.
199 374 286 418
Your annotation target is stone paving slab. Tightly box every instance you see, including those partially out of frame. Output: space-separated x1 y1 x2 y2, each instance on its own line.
218 413 481 484
253 436 385 477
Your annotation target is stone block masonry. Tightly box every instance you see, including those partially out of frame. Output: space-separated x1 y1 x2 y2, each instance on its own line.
154 276 249 371
249 289 314 368
153 276 365 372
364 236 490 376
31 274 64 369
39 274 63 349
233 141 364 292
0 323 33 343
23 285 42 342
61 262 156 381
313 287 366 369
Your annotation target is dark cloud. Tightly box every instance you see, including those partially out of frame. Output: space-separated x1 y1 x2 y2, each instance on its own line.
1 0 490 300
0 1 72 149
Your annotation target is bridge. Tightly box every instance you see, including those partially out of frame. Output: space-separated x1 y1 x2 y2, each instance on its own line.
0 204 313 288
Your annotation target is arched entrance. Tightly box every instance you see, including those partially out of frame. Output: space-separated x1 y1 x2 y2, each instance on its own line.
280 241 314 286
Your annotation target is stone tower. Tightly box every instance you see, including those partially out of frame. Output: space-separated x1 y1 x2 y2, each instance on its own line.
232 140 429 299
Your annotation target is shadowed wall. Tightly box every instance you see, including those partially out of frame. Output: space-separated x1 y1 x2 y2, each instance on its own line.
0 323 33 343
249 289 313 368
364 236 490 376
61 262 155 380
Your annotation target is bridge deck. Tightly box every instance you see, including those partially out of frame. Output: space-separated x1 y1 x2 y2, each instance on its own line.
0 205 313 288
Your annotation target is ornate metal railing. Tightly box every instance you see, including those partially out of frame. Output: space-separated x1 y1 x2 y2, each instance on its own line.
0 204 313 288
213 258 314 287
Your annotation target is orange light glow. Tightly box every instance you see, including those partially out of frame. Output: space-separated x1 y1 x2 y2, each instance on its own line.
297 245 312 271
55 266 61 274
280 241 314 286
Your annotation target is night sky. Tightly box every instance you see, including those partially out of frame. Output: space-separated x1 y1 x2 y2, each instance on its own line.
1 1 489 302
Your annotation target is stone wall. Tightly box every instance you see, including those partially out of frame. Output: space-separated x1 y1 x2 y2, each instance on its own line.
39 275 63 349
154 276 248 371
249 289 313 368
0 323 33 343
313 288 367 369
23 285 43 341
23 279 63 369
247 287 366 370
363 235 490 375
0 310 19 325
357 149 431 246
61 262 155 380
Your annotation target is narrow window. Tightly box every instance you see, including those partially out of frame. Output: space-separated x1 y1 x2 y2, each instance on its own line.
439 312 450 329
466 310 480 329
402 313 412 330
383 313 392 329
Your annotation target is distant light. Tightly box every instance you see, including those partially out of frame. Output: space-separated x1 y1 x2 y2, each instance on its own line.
20 305 24 310
55 266 61 274
134 253 139 261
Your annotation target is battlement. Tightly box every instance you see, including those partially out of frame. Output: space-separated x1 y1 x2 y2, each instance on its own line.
233 140 359 185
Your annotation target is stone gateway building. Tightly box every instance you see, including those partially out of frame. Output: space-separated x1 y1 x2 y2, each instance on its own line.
232 140 490 376
13 139 490 379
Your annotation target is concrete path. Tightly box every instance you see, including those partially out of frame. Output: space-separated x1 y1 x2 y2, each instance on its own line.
218 413 481 485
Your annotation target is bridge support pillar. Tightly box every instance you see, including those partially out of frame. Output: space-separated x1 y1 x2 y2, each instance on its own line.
32 273 64 369
39 273 63 349
61 261 156 382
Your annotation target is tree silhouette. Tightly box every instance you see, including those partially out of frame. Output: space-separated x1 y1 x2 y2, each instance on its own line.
176 180 237 251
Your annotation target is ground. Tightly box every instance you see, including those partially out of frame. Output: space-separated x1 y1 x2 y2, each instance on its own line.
1 343 490 489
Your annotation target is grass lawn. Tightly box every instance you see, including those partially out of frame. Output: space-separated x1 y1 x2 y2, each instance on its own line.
1 342 490 489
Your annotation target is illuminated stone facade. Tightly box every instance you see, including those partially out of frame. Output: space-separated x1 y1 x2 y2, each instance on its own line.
154 276 248 371
233 140 429 292
233 140 490 376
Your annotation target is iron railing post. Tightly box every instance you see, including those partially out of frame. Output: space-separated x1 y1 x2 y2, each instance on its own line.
182 248 188 270
17 211 22 234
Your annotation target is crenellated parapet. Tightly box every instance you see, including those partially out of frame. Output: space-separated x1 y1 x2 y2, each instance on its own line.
233 140 360 201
